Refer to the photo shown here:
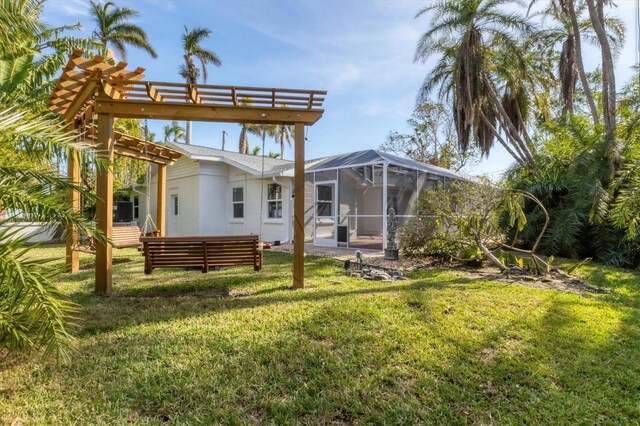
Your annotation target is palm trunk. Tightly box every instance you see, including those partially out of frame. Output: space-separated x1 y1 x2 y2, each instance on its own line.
585 0 618 178
566 0 600 125
185 121 192 145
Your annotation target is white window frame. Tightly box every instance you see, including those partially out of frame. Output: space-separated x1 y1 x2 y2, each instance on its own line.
132 195 140 220
172 195 179 216
231 186 245 222
266 183 283 221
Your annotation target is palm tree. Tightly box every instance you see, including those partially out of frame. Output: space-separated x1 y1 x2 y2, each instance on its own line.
238 123 268 154
584 0 620 181
163 121 185 143
0 0 100 110
0 0 102 358
89 1 157 62
273 123 293 159
414 0 539 170
179 25 221 144
238 125 250 154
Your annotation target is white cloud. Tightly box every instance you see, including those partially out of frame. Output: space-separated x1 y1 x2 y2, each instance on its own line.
47 0 90 17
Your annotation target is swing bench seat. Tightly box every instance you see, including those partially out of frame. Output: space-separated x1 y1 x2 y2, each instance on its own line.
140 235 263 275
111 225 144 249
75 225 144 253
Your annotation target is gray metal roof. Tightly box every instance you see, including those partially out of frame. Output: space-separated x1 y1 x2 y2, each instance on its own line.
167 141 293 176
305 149 465 179
168 143 465 180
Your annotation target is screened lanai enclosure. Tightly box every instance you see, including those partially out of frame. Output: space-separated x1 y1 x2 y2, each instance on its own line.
303 150 464 250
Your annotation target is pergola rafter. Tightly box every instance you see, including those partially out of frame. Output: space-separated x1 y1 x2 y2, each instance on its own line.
84 125 182 166
50 50 326 295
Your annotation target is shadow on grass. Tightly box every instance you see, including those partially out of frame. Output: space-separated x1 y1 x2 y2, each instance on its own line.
75 275 475 336
62 296 471 423
445 293 640 423
6 248 640 423
47 276 640 424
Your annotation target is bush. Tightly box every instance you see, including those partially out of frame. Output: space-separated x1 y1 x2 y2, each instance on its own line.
401 179 503 262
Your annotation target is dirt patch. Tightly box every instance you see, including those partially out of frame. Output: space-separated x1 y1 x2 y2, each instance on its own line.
458 266 609 295
407 301 423 310
480 347 499 365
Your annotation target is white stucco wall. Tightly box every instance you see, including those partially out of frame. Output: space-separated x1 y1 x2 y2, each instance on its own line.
227 168 292 243
148 157 292 242
149 157 201 237
0 222 57 243
355 185 382 234
198 162 230 235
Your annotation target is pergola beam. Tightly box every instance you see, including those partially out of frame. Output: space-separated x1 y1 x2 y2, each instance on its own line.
83 123 182 165
94 97 324 125
63 74 99 123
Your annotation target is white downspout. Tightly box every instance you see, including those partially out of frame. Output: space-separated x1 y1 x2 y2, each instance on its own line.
272 176 292 243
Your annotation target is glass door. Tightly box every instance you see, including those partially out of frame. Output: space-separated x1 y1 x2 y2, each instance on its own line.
314 181 337 246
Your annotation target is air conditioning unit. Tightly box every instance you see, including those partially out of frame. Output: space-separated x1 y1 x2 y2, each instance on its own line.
113 201 134 223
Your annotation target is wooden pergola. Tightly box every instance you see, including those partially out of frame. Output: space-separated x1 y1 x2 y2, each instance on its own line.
50 50 326 295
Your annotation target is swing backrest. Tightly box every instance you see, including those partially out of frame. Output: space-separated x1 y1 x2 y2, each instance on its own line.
111 225 142 249
140 235 262 274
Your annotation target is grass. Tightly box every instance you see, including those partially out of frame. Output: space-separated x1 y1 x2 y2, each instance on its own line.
1 245 639 424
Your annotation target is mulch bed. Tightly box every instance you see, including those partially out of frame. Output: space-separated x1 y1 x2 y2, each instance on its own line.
292 248 608 296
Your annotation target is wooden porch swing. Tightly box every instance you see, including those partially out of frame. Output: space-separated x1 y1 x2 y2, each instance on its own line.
50 50 326 295
141 126 268 275
71 117 177 253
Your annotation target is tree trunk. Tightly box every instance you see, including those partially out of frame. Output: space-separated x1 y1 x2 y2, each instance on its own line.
185 121 192 145
476 236 507 272
585 0 618 178
280 134 284 159
566 0 600 125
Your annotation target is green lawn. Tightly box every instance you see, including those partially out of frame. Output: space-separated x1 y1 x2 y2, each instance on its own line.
1 245 639 424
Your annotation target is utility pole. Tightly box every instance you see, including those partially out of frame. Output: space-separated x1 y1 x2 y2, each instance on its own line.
222 130 227 150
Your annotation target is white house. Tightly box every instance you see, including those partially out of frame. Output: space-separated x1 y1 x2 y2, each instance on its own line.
130 142 464 250
136 142 295 244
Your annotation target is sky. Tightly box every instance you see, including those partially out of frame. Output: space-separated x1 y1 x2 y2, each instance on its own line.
42 0 640 177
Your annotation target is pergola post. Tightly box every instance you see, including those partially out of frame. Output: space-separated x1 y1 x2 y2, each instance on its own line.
156 164 166 236
293 122 305 289
95 113 115 295
65 146 80 273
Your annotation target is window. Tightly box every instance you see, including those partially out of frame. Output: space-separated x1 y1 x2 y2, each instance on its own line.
133 196 139 219
316 184 333 217
232 187 244 219
267 184 282 219
172 195 178 216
